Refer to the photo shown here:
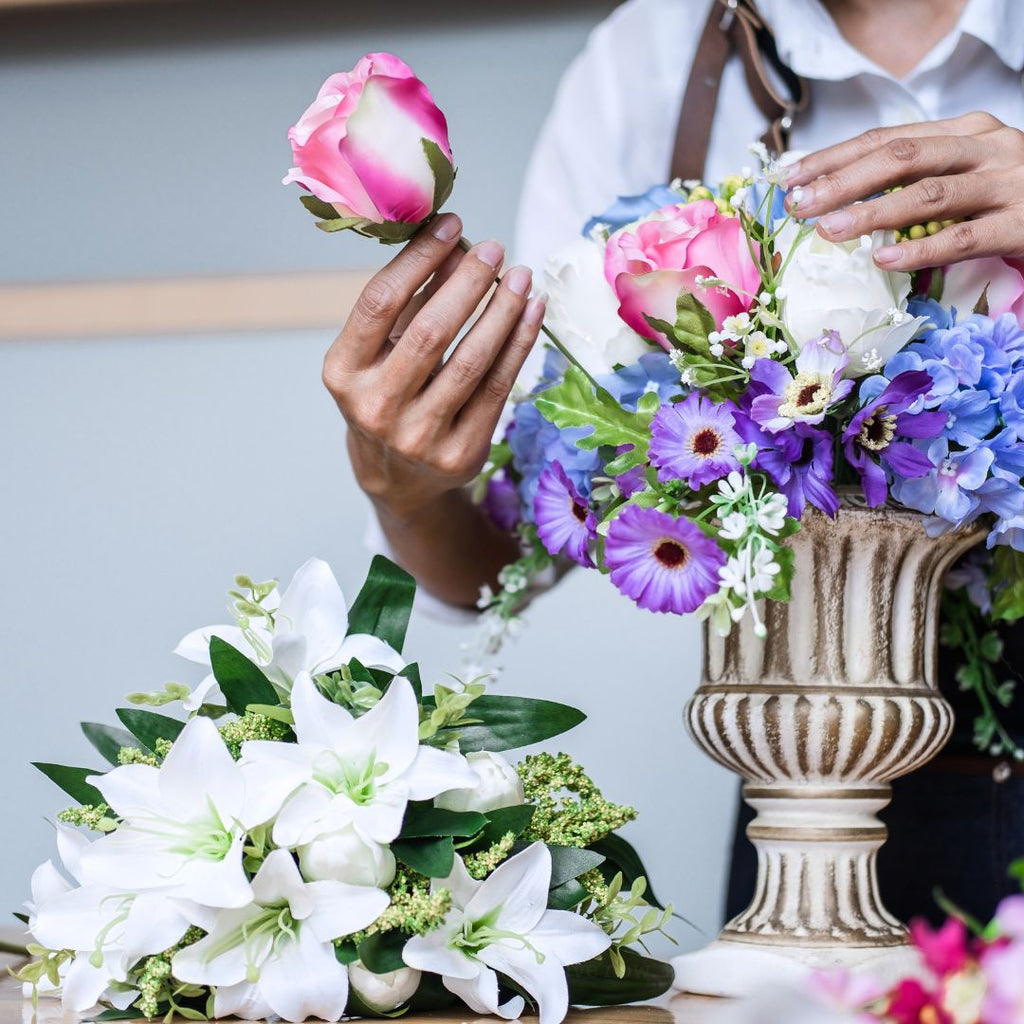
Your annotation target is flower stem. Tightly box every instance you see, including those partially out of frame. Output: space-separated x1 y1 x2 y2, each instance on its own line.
456 236 599 388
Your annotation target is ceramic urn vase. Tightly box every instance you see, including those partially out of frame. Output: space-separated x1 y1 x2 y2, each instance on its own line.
672 495 983 998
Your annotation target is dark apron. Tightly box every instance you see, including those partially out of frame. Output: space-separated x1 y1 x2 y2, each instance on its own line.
672 0 1024 926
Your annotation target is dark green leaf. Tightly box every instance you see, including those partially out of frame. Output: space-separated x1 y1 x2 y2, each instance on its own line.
334 940 360 966
88 1010 146 1022
347 555 416 653
992 547 1024 622
357 930 407 974
299 194 341 221
566 948 675 1005
12 912 29 924
209 636 279 714
469 804 536 850
115 708 184 753
509 844 605 888
81 723 141 765
423 138 456 214
407 973 457 1012
547 879 588 910
435 695 585 752
399 803 487 839
1009 857 1024 889
589 833 665 910
391 837 455 877
33 763 104 807
398 663 422 702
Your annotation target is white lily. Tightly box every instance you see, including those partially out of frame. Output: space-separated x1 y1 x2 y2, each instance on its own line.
240 673 476 847
175 557 406 710
402 843 611 1024
28 825 192 1012
172 848 388 1023
81 716 253 909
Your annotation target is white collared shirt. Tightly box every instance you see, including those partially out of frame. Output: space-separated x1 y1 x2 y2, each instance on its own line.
514 0 1024 273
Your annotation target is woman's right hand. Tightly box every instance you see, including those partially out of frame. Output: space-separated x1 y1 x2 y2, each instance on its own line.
323 212 546 522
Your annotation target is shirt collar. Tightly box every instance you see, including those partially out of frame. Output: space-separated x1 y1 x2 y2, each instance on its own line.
758 0 1024 83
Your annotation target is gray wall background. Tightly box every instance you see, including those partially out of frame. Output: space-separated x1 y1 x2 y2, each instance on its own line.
0 0 737 957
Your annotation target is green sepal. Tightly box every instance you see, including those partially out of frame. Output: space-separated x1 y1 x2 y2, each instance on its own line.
209 636 280 714
299 194 342 221
81 722 142 765
12 912 29 924
357 930 408 974
973 283 991 316
535 366 653 456
391 836 455 877
32 763 104 807
427 695 585 752
115 708 185 753
547 879 588 910
316 215 369 234
566 948 675 1005
589 833 665 910
467 804 536 850
399 803 488 839
347 555 416 654
423 138 455 214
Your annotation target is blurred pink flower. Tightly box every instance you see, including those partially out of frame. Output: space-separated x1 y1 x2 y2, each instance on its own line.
981 939 1024 1024
604 200 761 345
942 256 1024 326
909 916 971 977
283 52 452 226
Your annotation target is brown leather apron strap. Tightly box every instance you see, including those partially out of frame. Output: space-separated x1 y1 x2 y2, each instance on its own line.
670 0 810 183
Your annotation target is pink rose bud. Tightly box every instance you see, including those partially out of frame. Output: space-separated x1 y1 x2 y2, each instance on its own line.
283 52 455 243
604 200 761 348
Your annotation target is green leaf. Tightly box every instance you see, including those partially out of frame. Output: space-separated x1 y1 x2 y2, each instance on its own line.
33 763 104 807
12 912 29 924
469 805 536 850
992 547 1024 622
589 833 665 910
115 708 184 753
542 845 606 888
299 194 342 221
604 446 647 477
547 879 588 910
763 544 795 603
89 1010 147 1022
423 138 456 214
391 836 455 877
245 704 295 726
399 803 487 839
980 631 1004 663
209 636 280 714
672 291 717 351
347 555 416 654
566 948 675 1005
407 973 457 1012
535 366 652 455
431 695 585 752
1009 856 1024 889
81 722 141 765
357 930 407 974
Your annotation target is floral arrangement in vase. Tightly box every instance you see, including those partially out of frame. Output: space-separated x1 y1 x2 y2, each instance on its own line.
15 557 673 1022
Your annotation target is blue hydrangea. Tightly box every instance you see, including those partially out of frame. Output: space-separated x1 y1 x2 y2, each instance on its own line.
582 185 682 237
597 351 682 411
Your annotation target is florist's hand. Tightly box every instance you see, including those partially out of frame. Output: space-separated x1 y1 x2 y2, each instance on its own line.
324 211 545 521
784 111 1024 272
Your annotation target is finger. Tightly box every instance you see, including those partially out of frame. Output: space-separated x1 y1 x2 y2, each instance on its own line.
422 265 533 417
814 171 993 243
330 212 464 372
786 134 977 219
383 240 506 398
785 111 1000 189
390 248 466 342
872 213 1014 273
455 292 547 442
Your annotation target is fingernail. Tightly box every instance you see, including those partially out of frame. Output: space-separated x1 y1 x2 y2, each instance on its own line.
504 266 532 296
783 160 802 184
819 210 854 235
431 213 462 241
474 240 505 269
874 245 902 266
524 292 547 326
787 184 812 209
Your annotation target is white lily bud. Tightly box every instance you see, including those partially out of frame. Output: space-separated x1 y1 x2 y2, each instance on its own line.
349 962 421 1013
298 826 396 888
435 751 525 814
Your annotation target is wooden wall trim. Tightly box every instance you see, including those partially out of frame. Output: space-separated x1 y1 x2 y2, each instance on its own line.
0 271 372 341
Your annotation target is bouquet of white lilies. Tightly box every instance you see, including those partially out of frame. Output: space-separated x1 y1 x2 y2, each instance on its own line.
17 557 672 1023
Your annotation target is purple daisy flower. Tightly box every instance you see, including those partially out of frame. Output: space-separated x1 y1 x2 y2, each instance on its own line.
750 331 855 433
841 370 947 506
604 505 725 614
649 393 742 489
533 463 596 567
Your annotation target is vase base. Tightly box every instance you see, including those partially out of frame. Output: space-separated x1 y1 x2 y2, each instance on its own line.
671 937 924 999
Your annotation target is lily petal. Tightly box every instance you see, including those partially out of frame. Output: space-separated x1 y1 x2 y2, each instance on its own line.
463 842 551 934
259 925 350 1023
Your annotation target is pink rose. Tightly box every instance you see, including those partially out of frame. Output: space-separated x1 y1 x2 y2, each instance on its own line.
283 53 454 234
604 200 761 346
942 256 1024 325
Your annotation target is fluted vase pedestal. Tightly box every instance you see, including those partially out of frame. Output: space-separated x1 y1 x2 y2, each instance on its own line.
672 498 983 999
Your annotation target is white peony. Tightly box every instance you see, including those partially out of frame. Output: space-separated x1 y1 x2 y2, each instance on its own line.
435 751 525 814
542 236 652 377
298 825 397 888
775 223 928 376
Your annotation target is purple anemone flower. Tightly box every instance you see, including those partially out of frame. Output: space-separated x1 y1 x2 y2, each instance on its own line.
842 370 947 506
750 331 855 433
649 393 742 489
533 463 596 567
604 505 725 614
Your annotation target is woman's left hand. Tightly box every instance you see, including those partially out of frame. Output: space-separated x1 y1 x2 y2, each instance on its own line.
783 111 1024 271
